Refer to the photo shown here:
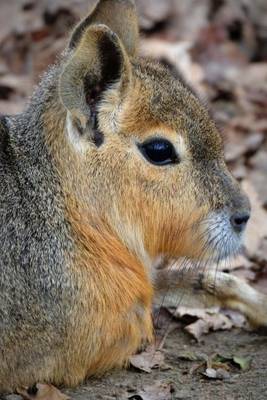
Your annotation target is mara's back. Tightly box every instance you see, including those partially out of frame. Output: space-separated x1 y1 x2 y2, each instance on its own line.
0 81 79 389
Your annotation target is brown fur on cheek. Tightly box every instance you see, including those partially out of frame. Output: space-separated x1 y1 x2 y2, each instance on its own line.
145 203 208 260
112 172 209 262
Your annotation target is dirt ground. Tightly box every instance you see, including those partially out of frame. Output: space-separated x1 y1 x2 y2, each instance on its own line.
63 328 267 400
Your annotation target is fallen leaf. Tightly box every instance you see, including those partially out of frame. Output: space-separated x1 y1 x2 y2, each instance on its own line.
185 319 210 340
203 367 230 380
233 356 252 371
173 306 234 340
211 353 252 372
17 383 70 400
129 381 173 400
130 346 170 373
186 313 233 340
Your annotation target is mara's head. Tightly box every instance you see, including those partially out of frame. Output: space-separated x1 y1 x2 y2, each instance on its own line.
55 0 250 266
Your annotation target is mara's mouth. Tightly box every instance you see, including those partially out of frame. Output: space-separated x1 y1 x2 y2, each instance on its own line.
197 210 247 263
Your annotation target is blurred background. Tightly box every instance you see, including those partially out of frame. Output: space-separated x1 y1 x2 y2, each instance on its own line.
0 0 266 292
0 2 266 398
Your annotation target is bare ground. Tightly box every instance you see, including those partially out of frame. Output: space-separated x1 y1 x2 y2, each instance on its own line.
62 328 267 400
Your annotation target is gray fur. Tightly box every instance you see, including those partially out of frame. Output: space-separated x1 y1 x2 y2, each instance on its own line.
0 64 78 388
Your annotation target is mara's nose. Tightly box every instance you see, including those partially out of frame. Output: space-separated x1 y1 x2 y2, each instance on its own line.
230 211 250 233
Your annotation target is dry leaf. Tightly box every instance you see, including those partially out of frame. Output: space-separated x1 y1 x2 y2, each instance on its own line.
129 381 173 400
212 353 252 372
185 318 210 340
130 345 170 373
186 313 233 340
203 367 230 380
233 356 252 371
173 307 236 340
17 384 70 400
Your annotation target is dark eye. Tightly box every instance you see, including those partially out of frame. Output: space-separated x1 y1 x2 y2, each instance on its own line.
138 139 179 166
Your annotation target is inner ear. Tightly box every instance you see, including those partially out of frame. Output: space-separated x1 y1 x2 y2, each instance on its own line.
84 34 123 119
59 25 132 151
67 113 104 150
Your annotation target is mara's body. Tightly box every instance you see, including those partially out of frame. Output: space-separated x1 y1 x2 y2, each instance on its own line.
0 0 266 393
0 65 153 389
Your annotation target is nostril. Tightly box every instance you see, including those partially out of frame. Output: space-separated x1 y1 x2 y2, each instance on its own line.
235 215 250 225
230 212 250 233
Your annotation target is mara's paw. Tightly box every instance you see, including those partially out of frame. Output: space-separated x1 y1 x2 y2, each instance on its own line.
202 271 267 328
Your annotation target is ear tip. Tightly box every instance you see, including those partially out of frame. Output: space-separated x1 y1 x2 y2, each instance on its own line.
95 0 137 15
82 24 121 45
70 0 138 54
98 0 136 7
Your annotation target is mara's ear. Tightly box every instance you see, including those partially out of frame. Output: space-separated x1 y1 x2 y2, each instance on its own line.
69 0 139 57
59 25 131 150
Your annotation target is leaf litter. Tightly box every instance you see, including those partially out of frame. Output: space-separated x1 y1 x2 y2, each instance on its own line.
129 345 171 373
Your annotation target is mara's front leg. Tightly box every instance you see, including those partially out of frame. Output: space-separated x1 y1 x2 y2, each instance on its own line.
153 263 267 327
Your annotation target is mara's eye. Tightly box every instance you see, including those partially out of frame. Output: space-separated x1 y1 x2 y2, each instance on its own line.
138 139 179 166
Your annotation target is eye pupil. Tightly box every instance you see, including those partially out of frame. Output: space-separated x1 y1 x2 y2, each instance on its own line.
138 139 179 166
146 141 171 162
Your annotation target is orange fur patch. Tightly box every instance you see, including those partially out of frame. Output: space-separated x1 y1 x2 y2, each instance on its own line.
64 198 154 379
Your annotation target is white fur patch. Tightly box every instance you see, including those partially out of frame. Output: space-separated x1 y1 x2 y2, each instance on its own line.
175 135 187 160
66 112 90 154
